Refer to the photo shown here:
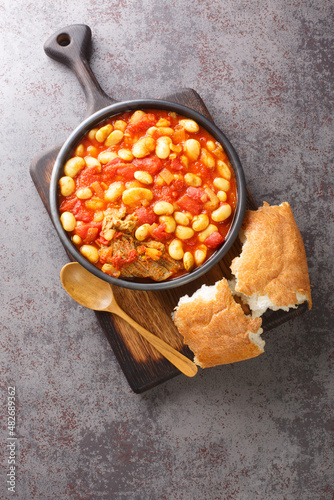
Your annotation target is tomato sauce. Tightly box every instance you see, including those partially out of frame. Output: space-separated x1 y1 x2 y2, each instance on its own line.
58 109 237 281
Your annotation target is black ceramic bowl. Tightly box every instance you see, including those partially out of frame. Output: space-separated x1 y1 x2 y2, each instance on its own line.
50 99 246 290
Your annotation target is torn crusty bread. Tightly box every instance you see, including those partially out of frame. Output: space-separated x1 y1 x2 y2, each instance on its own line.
229 202 312 317
173 202 312 368
173 279 264 368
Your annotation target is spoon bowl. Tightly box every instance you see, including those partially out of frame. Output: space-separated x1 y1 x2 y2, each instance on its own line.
61 262 116 311
60 262 198 377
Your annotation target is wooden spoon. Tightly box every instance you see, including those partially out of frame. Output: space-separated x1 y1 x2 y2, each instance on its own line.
60 262 198 378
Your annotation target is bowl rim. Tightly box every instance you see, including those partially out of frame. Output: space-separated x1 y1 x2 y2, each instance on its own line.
50 99 247 290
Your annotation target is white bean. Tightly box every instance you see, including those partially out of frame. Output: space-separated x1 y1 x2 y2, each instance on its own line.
194 245 207 266
85 156 101 172
60 212 76 232
95 124 113 143
64 157 85 178
184 173 202 187
130 110 146 123
155 137 171 159
132 137 156 158
200 148 215 168
122 187 153 205
59 176 75 196
153 201 174 215
217 160 232 180
192 214 209 232
159 215 176 233
104 182 125 202
217 190 227 202
183 252 195 271
76 187 93 200
179 119 200 133
118 149 134 161
80 245 99 263
88 128 98 141
98 151 118 164
114 120 127 132
75 144 85 157
213 177 230 192
206 140 215 151
72 234 82 245
135 224 151 241
184 139 201 161
168 239 184 260
174 212 190 226
175 225 195 240
105 130 124 147
156 118 170 127
85 199 105 210
134 170 153 185
157 127 174 135
211 204 232 222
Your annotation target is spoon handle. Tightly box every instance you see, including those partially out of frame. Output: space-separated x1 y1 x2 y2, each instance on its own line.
108 305 198 377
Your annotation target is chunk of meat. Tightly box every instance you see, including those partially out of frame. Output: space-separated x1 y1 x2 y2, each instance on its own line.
101 234 183 281
102 207 137 234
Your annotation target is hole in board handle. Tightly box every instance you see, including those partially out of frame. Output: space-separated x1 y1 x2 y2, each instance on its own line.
57 33 71 47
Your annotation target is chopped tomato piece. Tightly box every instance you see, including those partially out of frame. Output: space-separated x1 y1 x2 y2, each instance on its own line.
171 177 185 192
59 196 77 213
77 168 101 187
152 184 174 203
99 246 113 264
133 156 162 174
172 126 186 144
96 235 110 246
126 113 157 134
72 202 95 222
74 222 102 240
116 165 137 179
176 194 201 215
135 207 157 225
151 224 169 240
186 187 206 202
170 157 186 172
205 231 224 248
102 158 123 181
90 181 104 199
83 227 99 244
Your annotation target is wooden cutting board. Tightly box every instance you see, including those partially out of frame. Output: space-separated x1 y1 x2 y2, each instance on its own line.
30 25 307 392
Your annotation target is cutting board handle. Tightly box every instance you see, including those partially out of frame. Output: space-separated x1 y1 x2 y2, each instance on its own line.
44 24 115 118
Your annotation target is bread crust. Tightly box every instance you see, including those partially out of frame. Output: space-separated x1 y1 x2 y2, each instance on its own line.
173 279 263 368
230 202 312 309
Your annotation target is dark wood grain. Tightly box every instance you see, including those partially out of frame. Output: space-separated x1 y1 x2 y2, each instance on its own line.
30 25 306 393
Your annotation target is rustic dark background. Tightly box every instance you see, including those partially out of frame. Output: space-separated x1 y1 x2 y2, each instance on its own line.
1 1 333 499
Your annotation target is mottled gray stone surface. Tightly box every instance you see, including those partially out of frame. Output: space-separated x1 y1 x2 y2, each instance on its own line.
1 0 333 499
